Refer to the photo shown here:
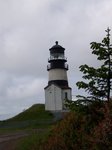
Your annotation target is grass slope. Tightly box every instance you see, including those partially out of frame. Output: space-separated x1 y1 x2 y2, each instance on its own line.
0 104 55 150
0 104 54 130
7 104 53 121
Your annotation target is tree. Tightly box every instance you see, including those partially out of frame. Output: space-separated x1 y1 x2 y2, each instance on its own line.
76 28 112 102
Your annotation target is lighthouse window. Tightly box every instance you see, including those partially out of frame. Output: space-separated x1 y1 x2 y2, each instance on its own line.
54 53 59 58
51 53 64 59
59 53 64 58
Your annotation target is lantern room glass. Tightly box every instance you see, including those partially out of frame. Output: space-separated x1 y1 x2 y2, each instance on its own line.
50 53 64 60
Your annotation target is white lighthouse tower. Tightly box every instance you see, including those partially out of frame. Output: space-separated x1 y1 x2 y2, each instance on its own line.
45 41 72 111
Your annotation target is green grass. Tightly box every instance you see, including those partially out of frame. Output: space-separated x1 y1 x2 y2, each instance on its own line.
0 104 54 131
16 129 50 150
7 104 53 121
0 104 56 150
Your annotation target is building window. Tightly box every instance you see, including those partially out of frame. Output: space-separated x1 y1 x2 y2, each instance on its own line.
65 92 68 99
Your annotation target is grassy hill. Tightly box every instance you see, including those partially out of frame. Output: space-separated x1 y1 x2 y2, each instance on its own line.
0 104 56 150
7 104 53 121
1 102 111 150
0 104 54 131
0 104 68 150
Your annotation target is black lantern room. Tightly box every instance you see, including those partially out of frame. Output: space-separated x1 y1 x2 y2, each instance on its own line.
47 41 69 87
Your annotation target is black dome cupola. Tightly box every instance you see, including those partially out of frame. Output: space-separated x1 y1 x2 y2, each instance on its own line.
47 41 68 71
49 41 65 53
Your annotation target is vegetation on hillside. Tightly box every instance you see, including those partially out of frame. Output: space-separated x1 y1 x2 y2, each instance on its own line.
42 101 112 150
16 101 112 150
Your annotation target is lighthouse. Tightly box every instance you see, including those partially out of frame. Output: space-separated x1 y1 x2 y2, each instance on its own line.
44 41 72 111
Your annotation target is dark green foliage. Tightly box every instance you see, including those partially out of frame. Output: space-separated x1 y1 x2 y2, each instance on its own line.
43 101 112 150
76 28 112 101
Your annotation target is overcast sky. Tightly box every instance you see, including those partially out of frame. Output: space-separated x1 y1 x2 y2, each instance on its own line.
0 0 112 119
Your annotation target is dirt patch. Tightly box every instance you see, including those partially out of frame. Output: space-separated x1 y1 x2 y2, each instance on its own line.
0 129 46 150
0 131 29 150
0 138 22 150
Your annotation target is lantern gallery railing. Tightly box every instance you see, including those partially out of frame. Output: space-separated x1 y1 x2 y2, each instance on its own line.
47 63 68 70
48 56 67 61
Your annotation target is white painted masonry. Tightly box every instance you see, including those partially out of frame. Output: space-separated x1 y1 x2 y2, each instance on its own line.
45 84 62 110
45 84 72 111
49 69 68 81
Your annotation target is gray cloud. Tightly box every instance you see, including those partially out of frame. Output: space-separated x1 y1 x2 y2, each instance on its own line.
0 0 112 119
0 72 46 115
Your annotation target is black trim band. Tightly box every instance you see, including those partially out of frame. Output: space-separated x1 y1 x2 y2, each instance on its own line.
48 80 68 87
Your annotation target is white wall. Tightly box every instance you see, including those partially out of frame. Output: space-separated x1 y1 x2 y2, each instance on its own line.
45 84 72 111
49 69 68 81
45 84 62 110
